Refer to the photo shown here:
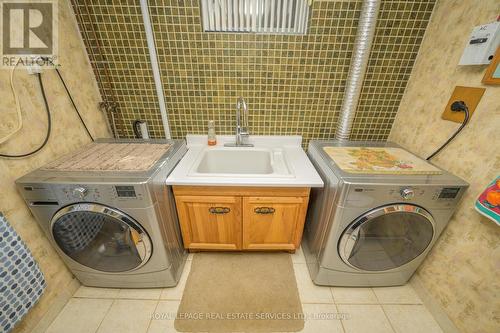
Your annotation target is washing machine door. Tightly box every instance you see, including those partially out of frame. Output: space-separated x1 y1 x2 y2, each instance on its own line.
339 204 434 271
51 203 153 273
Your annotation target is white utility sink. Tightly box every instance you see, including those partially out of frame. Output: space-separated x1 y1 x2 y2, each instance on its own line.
166 135 324 187
189 147 292 177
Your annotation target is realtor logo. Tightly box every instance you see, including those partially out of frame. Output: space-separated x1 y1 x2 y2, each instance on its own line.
1 0 57 68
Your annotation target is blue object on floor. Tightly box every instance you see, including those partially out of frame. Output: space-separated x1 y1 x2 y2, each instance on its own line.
0 212 46 332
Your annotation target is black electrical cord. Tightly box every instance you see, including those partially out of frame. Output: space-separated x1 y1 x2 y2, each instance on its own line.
55 68 95 141
0 73 52 158
426 101 470 160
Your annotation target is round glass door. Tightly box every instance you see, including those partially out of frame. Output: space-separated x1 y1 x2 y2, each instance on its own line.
339 204 434 271
51 203 152 273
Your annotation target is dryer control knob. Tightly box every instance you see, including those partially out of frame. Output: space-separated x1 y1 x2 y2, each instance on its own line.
400 188 414 200
72 187 88 199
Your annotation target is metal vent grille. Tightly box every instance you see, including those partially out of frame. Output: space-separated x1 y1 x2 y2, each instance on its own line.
200 0 311 34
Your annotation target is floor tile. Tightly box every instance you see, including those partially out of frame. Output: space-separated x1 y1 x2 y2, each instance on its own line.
383 305 443 333
301 303 344 333
331 287 378 304
337 304 394 333
73 286 120 299
187 253 194 261
46 298 113 333
160 259 191 300
291 246 306 264
373 285 422 304
293 263 334 304
97 299 158 333
147 301 180 333
116 288 162 300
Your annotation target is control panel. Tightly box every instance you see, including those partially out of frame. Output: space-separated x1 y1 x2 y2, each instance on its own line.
387 187 426 200
433 187 462 200
115 185 137 198
72 187 88 199
347 184 465 208
399 188 414 200
59 185 102 201
51 184 149 208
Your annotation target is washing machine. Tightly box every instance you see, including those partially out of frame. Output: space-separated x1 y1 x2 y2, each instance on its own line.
16 139 188 288
303 140 468 287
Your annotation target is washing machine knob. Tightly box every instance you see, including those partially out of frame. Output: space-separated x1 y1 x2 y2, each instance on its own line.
72 187 88 199
400 188 414 200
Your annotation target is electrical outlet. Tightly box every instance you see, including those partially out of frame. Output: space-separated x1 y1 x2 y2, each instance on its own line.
441 86 485 123
26 64 43 75
25 56 46 75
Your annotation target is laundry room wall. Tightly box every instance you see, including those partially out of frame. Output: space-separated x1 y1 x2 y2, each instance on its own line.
71 0 436 144
0 0 110 332
389 1 500 332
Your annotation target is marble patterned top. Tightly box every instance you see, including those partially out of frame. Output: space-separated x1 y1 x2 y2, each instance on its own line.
42 142 171 172
323 146 442 175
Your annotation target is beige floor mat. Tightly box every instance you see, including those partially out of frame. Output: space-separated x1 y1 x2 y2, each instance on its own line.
175 252 304 332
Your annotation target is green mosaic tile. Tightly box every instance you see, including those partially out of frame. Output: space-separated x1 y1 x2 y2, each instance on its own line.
71 0 435 144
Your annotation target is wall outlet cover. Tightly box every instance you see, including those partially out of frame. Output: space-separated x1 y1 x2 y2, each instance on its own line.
441 86 485 123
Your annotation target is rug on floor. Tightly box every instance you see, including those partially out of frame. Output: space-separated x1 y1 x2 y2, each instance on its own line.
175 252 304 332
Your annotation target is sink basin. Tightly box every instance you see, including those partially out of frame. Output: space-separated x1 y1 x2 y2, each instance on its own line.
189 147 292 177
197 149 272 174
165 135 325 187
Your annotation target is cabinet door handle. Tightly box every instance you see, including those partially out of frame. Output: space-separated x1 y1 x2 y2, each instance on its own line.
209 207 230 214
254 207 275 214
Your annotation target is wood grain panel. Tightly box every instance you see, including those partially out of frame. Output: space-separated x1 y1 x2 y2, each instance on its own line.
175 196 242 250
173 186 310 197
242 196 310 250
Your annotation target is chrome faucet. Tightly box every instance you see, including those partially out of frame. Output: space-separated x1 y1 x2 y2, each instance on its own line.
225 97 253 147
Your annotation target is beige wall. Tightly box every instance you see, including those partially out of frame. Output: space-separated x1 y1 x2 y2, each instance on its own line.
389 1 500 332
0 0 110 332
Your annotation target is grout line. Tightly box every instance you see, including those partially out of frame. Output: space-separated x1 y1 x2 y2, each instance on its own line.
73 295 162 301
159 297 182 301
329 287 336 304
94 299 116 333
372 287 382 304
145 300 162 333
335 302 384 305
73 296 118 299
300 301 336 305
333 303 347 333
380 304 398 333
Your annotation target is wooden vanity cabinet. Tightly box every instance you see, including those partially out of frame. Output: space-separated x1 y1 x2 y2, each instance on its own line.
174 195 242 250
243 196 309 250
173 186 310 252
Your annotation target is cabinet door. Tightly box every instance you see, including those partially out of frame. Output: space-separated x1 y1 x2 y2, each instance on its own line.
243 196 309 250
175 196 242 250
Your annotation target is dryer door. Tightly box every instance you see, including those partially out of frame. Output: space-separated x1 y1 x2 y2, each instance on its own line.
339 204 434 271
51 203 152 273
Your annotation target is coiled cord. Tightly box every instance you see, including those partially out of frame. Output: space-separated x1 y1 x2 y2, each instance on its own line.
0 73 52 158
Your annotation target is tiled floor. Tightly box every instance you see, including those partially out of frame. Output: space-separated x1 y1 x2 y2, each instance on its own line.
46 250 444 333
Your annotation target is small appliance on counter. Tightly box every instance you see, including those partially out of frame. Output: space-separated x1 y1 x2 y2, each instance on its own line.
303 140 468 287
16 139 187 288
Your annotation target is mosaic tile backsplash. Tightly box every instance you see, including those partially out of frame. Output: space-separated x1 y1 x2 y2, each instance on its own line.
72 0 435 144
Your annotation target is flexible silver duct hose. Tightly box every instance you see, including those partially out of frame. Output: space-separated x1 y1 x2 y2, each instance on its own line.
335 0 381 141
